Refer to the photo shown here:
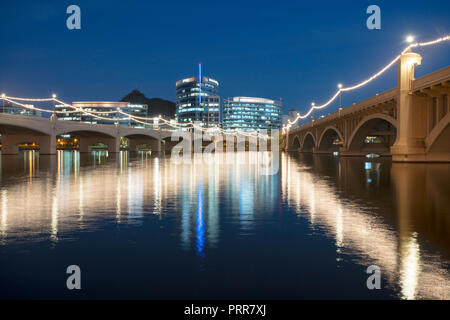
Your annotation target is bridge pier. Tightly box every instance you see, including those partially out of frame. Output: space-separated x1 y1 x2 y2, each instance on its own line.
39 134 57 155
391 51 427 162
163 139 179 154
152 139 161 153
1 135 21 154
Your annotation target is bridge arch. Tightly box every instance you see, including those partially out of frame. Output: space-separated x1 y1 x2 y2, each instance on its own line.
0 118 52 136
119 127 162 140
122 133 161 152
317 126 344 153
301 132 316 152
347 113 397 155
425 112 450 155
55 127 117 138
55 128 118 153
291 135 301 150
0 117 54 154
122 132 160 141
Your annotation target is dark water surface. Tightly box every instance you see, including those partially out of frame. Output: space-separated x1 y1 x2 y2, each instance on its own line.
0 150 449 299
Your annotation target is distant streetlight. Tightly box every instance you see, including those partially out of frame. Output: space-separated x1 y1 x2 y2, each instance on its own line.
338 83 343 112
406 35 414 43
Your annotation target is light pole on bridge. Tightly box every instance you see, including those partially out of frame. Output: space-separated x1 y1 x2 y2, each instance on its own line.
52 94 56 119
1 93 5 113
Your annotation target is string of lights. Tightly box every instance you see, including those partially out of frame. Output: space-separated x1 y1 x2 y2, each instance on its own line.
2 97 57 113
51 98 265 138
283 34 450 133
2 96 55 102
6 35 445 137
1 95 266 138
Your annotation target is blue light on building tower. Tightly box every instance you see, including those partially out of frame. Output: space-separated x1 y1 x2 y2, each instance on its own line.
175 66 220 128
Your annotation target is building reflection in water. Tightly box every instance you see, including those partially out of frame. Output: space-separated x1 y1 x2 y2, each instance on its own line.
180 182 191 251
281 153 450 299
119 151 128 172
78 174 85 228
238 169 254 234
196 183 205 260
1 190 7 245
25 150 38 178
92 150 108 166
127 163 144 225
51 195 59 244
207 164 219 248
57 150 80 178
0 150 449 298
153 157 161 215
177 152 281 254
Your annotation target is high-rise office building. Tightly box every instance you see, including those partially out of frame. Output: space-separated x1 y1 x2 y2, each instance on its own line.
222 97 282 132
175 65 220 128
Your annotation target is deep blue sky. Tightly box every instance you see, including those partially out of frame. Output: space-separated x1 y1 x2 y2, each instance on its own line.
1 0 449 122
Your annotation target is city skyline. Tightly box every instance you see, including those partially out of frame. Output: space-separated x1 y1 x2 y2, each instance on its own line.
1 1 449 122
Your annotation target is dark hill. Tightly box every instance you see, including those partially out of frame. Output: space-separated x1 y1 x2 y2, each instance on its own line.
120 90 176 118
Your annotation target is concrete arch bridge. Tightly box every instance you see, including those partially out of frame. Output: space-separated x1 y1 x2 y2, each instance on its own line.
286 52 450 162
0 115 177 155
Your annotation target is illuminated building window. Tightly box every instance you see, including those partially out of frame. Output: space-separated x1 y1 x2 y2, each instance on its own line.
223 97 282 132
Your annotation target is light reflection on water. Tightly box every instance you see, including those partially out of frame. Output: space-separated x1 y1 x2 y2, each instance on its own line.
0 150 449 299
281 153 450 299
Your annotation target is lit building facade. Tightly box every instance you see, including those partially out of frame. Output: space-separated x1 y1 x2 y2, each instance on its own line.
56 102 148 128
222 97 282 131
176 74 220 128
0 101 41 117
124 104 149 128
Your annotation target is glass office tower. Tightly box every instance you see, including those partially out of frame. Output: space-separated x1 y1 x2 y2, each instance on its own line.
175 73 220 128
222 97 282 132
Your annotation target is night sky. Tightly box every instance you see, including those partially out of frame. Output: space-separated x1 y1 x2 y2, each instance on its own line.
1 0 449 123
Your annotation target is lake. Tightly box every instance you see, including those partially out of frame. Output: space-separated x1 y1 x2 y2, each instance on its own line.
0 150 449 299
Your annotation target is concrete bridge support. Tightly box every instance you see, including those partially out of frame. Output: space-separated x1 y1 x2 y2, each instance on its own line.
163 139 180 154
39 134 57 155
286 52 450 162
391 51 426 161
